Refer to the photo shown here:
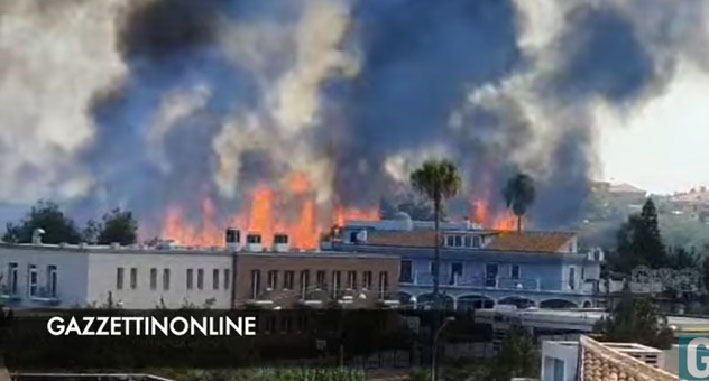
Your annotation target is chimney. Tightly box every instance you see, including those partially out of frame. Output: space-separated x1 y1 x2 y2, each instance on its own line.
32 228 45 244
246 233 262 252
274 233 289 252
225 228 240 251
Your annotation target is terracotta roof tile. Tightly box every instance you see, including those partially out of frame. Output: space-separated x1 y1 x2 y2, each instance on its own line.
365 230 575 253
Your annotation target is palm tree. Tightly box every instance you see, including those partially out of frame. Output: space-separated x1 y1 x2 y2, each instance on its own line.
502 173 535 232
410 160 462 304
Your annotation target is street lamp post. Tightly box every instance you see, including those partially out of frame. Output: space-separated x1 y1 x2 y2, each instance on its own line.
431 316 455 381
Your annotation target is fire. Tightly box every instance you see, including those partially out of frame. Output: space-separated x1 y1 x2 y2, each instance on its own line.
470 197 518 231
160 171 379 250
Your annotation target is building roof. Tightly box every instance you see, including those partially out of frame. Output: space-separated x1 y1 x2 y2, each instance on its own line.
365 230 575 253
485 231 575 252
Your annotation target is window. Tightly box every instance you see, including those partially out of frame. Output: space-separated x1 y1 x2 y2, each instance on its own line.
163 269 171 290
581 267 585 280
464 235 472 248
315 270 325 289
485 263 498 287
349 231 359 243
247 234 261 243
399 260 413 282
454 235 462 248
28 264 38 297
347 271 357 289
449 262 462 285
274 234 288 244
8 262 18 295
186 269 194 290
213 269 220 290
130 268 138 289
47 265 57 297
250 270 260 299
267 270 278 290
378 271 388 298
197 269 204 289
116 268 124 290
569 267 576 290
149 268 157 290
300 270 310 297
472 235 481 248
284 270 294 290
362 271 372 289
510 265 520 279
332 271 341 297
223 269 230 289
446 235 454 247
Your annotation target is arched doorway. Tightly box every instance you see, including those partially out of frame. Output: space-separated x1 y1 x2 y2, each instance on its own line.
457 295 495 311
498 296 535 309
540 299 577 309
416 293 455 311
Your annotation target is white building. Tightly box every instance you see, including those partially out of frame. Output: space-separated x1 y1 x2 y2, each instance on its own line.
0 243 233 309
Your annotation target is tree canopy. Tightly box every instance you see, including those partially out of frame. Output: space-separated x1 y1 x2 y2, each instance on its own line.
610 198 667 272
593 292 673 350
486 327 539 381
410 159 462 205
2 200 82 244
502 173 535 232
97 208 138 245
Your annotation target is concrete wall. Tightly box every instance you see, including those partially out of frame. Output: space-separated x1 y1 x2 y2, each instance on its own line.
87 251 233 308
0 246 90 307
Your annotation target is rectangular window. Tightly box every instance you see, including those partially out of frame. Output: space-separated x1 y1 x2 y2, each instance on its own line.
449 262 462 285
446 235 454 247
8 262 18 295
213 269 220 290
116 268 124 290
378 271 388 298
472 235 481 248
454 235 462 248
332 271 341 298
130 268 138 289
267 270 278 290
163 269 171 290
399 260 413 282
149 268 157 290
511 265 521 279
464 235 472 248
186 269 194 290
28 264 38 297
274 234 288 244
247 234 261 243
300 270 310 298
223 269 230 289
250 270 260 299
362 271 372 289
197 269 204 289
569 267 576 290
284 270 294 290
47 265 57 297
485 263 498 288
315 270 325 289
347 270 357 289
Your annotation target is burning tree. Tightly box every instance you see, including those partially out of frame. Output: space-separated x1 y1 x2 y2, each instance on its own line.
502 173 536 232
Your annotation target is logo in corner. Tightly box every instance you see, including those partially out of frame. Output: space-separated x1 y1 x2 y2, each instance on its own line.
681 335 709 380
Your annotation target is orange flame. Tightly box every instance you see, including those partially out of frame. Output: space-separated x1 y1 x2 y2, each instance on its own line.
470 197 519 231
161 171 379 250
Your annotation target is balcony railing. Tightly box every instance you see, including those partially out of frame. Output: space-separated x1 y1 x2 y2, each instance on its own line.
497 277 538 290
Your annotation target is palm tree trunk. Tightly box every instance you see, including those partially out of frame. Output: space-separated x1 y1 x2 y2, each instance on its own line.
517 214 522 233
432 197 441 381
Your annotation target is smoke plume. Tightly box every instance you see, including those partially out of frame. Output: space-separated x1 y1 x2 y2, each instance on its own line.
1 0 708 236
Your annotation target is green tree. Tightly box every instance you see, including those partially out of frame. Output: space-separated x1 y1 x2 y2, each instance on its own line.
410 159 462 305
487 327 539 381
612 198 667 272
593 291 673 350
2 200 81 244
97 208 138 245
502 173 535 232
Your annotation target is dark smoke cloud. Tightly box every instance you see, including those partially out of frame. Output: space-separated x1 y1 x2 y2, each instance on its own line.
17 0 700 236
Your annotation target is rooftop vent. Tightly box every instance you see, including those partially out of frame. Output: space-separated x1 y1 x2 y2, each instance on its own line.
225 228 240 251
246 233 262 252
32 228 45 244
274 233 289 252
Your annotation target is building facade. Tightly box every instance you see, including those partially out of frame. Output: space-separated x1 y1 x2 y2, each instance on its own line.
334 216 603 310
